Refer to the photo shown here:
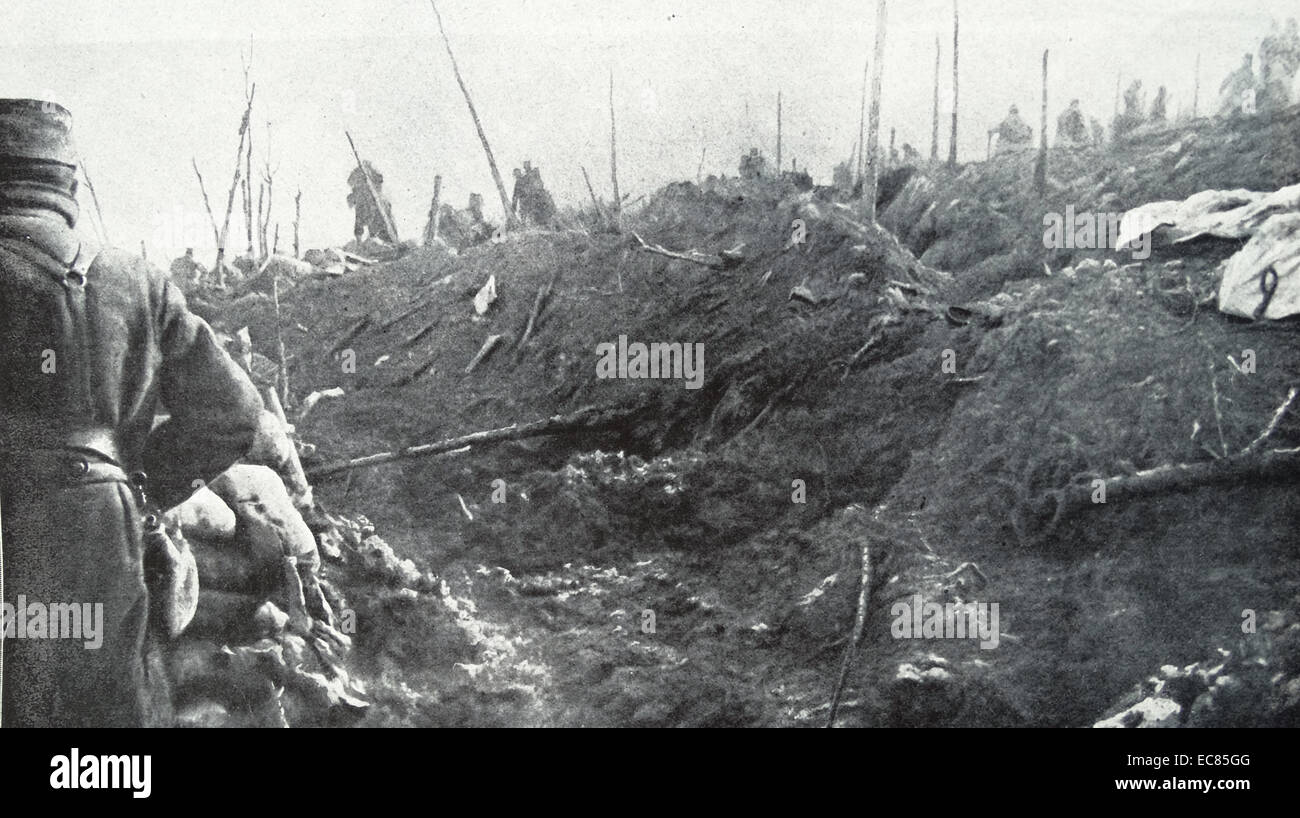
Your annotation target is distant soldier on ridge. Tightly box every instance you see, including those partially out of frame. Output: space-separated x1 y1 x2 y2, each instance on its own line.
1259 17 1300 112
1056 99 1089 146
739 147 767 179
1218 53 1260 117
989 105 1033 155
346 160 396 245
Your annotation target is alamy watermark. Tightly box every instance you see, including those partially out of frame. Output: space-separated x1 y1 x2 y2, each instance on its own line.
595 335 704 389
890 593 1000 650
1 596 104 649
1042 205 1155 260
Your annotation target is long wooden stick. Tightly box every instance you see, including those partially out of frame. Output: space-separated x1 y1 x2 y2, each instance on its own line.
429 0 517 228
345 131 401 245
864 0 888 223
306 406 633 480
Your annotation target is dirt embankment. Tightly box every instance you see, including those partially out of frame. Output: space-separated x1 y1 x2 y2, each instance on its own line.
200 107 1300 727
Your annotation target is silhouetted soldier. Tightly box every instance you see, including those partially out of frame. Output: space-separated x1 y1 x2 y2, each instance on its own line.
989 105 1033 155
1219 54 1259 117
1260 18 1300 112
0 99 262 727
1113 80 1147 138
168 247 206 290
346 160 396 244
1056 99 1088 146
1150 86 1168 123
739 147 767 179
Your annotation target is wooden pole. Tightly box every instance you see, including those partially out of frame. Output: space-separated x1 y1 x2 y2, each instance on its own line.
425 174 443 245
345 131 401 245
864 0 888 223
948 1 959 170
1035 49 1048 194
428 0 518 228
609 69 622 217
293 188 301 258
931 35 941 162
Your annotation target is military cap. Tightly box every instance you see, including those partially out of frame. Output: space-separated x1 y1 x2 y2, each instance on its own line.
0 99 76 165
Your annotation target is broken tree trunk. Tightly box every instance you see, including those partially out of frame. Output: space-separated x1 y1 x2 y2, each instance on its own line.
857 58 869 184
306 405 637 480
1193 53 1201 118
516 269 559 355
217 84 256 288
776 89 783 174
1034 49 1048 194
425 174 443 246
948 0 959 169
610 69 622 221
1020 445 1300 547
864 0 888 224
429 0 518 229
931 36 941 162
270 261 289 407
192 158 220 248
1019 388 1300 546
464 333 504 374
580 165 608 226
631 231 736 269
345 131 401 245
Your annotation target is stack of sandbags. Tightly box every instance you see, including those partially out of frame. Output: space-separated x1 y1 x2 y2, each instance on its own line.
161 408 367 727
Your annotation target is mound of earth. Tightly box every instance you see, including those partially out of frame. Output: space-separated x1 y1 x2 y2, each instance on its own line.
186 107 1300 727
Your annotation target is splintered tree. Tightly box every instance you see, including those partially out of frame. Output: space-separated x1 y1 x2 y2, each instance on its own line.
864 0 888 223
242 43 256 260
1034 49 1048 194
428 0 517 228
948 0 959 169
776 90 783 174
931 35 941 162
216 85 256 287
424 174 443 246
1193 53 1201 118
610 69 622 220
856 57 869 184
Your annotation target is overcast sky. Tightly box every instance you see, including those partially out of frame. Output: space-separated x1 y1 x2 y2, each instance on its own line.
1 0 1295 262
